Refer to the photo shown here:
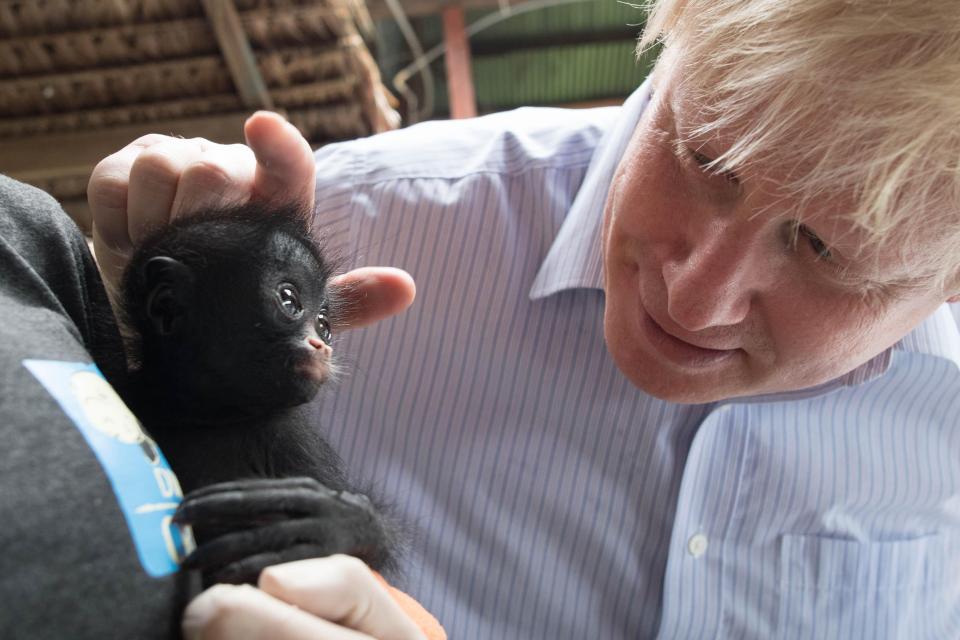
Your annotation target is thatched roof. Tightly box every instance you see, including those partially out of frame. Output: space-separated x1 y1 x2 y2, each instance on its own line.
0 0 398 231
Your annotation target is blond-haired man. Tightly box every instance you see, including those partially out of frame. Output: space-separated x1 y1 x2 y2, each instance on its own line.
81 0 960 638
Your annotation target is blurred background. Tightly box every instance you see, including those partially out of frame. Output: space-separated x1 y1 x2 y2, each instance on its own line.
0 0 654 231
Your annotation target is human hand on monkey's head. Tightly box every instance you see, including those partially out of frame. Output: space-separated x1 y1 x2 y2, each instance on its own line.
87 112 415 332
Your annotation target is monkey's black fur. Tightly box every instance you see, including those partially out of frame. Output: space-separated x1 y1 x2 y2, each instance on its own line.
116 202 397 585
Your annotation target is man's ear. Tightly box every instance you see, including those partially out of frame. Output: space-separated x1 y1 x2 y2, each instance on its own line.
142 256 192 337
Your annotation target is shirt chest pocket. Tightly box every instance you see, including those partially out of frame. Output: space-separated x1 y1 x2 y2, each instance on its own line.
776 533 958 640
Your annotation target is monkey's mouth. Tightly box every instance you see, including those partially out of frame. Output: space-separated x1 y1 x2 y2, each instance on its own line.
295 341 333 384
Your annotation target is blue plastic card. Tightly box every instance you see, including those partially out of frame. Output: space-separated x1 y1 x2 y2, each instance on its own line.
23 359 194 577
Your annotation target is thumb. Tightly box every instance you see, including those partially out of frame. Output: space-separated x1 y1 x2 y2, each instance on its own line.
259 556 426 640
330 267 416 332
244 112 316 211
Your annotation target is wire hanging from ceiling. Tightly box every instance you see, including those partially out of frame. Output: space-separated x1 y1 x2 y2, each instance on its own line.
381 0 435 124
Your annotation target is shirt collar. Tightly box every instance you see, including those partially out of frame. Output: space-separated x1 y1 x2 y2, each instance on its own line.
894 303 960 365
529 80 653 300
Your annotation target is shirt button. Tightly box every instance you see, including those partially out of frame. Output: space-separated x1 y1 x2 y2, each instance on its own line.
687 533 708 558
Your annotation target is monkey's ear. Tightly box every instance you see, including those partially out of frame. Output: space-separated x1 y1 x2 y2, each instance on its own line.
142 256 192 337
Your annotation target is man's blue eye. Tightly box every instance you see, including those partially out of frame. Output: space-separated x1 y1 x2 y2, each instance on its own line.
798 224 833 260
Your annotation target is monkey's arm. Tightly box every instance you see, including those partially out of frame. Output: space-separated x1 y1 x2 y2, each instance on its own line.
174 477 396 586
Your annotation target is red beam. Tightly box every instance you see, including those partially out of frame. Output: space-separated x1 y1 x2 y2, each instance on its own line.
442 6 477 119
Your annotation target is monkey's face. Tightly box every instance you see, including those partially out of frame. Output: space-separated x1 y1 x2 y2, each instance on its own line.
215 232 336 409
152 231 336 413
127 204 339 418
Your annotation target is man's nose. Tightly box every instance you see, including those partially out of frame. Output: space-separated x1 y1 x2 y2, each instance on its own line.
661 221 761 331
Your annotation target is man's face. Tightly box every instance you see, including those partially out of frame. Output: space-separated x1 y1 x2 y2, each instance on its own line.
602 66 952 403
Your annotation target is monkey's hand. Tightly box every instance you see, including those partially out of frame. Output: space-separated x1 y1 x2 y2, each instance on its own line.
173 477 394 586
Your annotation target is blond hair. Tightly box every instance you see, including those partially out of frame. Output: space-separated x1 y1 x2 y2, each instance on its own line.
638 0 960 291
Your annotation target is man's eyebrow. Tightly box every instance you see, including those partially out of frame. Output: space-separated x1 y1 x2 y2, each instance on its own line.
667 95 693 140
667 102 714 159
667 92 710 140
668 98 735 164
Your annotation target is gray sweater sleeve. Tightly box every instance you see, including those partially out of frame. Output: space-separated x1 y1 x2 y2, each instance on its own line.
0 175 184 639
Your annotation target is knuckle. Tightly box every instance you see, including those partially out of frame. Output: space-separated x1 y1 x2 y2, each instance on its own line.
258 561 310 601
130 146 185 186
257 564 286 593
197 583 253 619
180 158 233 190
86 170 128 211
330 554 372 583
299 476 323 489
127 133 175 148
131 133 173 147
258 563 280 582
339 490 374 512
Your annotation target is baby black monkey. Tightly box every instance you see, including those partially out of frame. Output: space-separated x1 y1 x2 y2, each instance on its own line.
117 202 397 585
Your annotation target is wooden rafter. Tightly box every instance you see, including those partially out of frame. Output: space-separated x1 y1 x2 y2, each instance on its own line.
200 0 274 110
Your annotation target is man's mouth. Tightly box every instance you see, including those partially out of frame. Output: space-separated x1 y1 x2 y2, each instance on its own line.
636 298 740 368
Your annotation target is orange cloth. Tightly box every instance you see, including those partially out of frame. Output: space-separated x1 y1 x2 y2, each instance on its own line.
373 572 447 640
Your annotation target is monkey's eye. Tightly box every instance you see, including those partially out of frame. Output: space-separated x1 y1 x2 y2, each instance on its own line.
316 306 332 345
276 283 303 319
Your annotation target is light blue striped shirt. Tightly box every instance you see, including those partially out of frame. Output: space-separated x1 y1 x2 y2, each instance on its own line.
310 82 960 639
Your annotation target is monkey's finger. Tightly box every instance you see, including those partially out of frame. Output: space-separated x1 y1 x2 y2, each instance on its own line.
189 525 383 581
175 486 352 526
244 112 316 212
182 520 327 575
170 143 258 218
183 512 386 575
330 267 416 331
182 583 377 640
184 480 374 516
205 545 315 586
178 478 336 527
183 477 329 502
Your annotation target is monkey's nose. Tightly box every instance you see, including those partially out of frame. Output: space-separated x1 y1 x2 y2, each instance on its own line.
308 337 329 351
